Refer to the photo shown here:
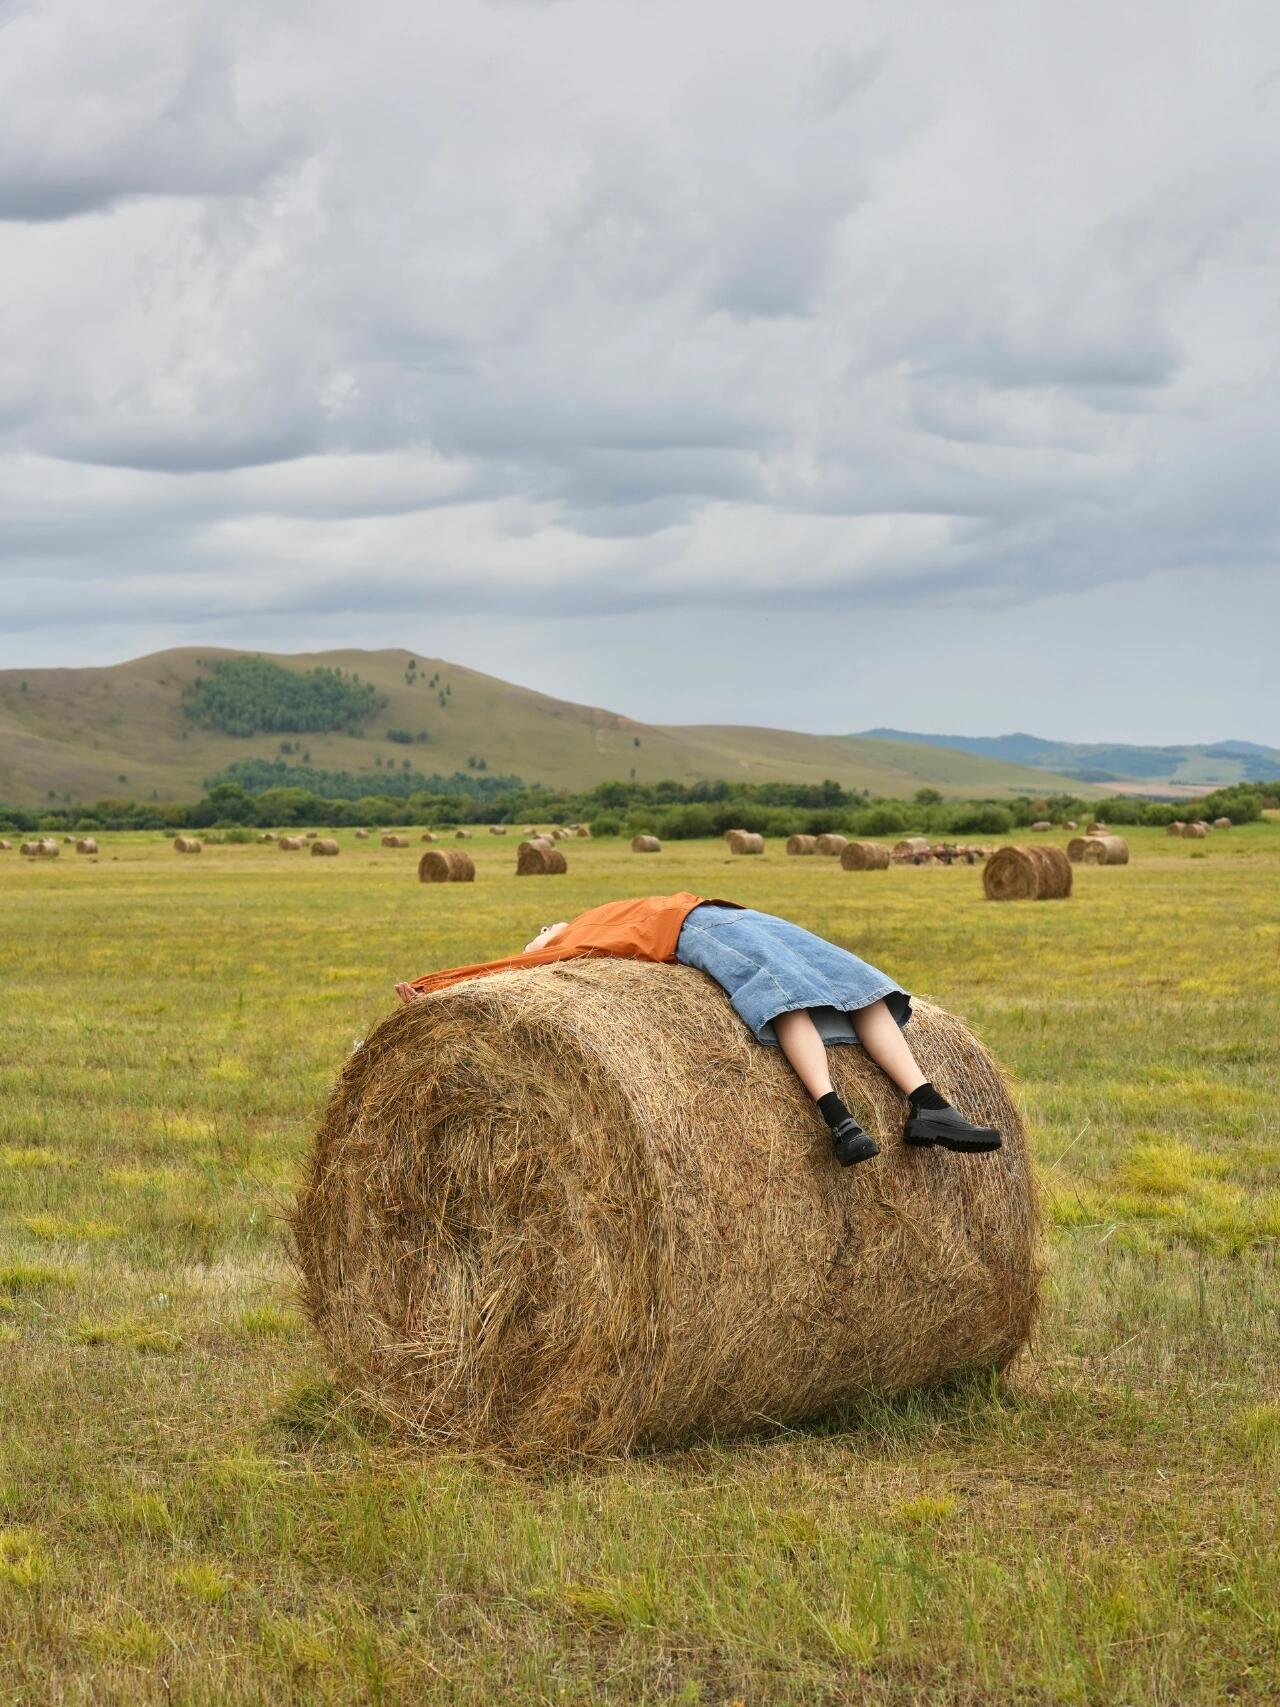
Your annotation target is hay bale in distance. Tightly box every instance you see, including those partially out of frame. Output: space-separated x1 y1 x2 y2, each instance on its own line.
354 829 370 839
1068 835 1129 866
311 838 340 857
631 835 661 853
1063 820 1078 830
418 848 476 883
726 830 764 855
455 830 474 841
516 843 568 876
723 827 746 843
173 836 203 854
279 835 306 850
1166 822 1186 836
785 834 816 855
420 832 438 844
1030 820 1052 832
21 838 60 857
572 824 592 839
841 841 890 871
983 845 1072 901
1213 817 1232 829
1086 822 1107 835
304 831 318 841
891 837 931 862
0 838 11 850
814 833 849 856
1181 823 1208 839
489 825 507 836
75 837 99 854
293 960 1039 1458
381 834 410 848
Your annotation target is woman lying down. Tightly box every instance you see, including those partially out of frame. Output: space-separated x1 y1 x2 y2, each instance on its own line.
396 891 1000 1167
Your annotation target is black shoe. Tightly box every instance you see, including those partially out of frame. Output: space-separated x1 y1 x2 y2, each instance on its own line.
831 1115 880 1167
904 1105 1002 1153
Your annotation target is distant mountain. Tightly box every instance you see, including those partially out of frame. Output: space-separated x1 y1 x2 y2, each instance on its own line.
0 648 1089 806
859 729 1280 787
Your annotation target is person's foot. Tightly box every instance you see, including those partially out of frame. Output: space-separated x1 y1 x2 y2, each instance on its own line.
903 1105 1002 1152
831 1114 880 1167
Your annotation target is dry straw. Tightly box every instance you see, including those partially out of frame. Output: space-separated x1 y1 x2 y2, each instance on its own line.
892 837 931 862
418 848 476 883
1067 835 1128 866
786 834 817 855
455 830 474 841
420 832 439 844
841 841 890 871
382 834 410 848
983 845 1072 901
489 826 507 836
311 838 340 857
631 835 662 853
1166 821 1186 836
173 836 203 855
814 833 849 856
1181 823 1208 839
354 829 370 839
516 843 568 876
75 837 99 854
21 838 59 858
726 830 764 855
279 835 306 851
292 960 1040 1458
1030 821 1052 832
0 838 11 850
1086 822 1107 834
1213 816 1232 829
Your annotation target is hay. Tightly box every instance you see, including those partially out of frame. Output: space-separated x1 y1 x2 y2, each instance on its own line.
840 841 890 871
311 838 340 857
455 830 474 841
785 834 816 855
892 838 931 862
1067 834 1128 866
572 824 592 839
420 832 439 844
1030 821 1052 832
814 833 848 856
516 844 568 876
173 836 202 854
354 829 370 839
1166 822 1186 836
1086 822 1107 835
0 838 11 850
631 835 662 853
279 835 306 851
74 837 99 854
381 834 410 848
292 960 1040 1458
723 828 746 843
1181 823 1208 839
305 832 318 841
1063 820 1078 830
21 838 59 858
418 848 476 883
726 830 764 855
983 844 1072 901
489 826 507 836
1213 817 1232 829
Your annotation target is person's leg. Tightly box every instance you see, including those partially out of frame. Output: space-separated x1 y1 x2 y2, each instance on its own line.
774 1009 878 1167
851 999 927 1095
852 999 1003 1153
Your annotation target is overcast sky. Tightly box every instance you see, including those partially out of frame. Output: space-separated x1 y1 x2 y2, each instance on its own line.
1 0 1277 745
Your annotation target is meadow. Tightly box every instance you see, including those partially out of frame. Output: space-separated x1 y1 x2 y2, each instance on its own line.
1 824 1278 1704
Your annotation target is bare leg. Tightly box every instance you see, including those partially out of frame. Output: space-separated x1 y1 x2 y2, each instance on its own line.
852 999 927 1096
773 1008 835 1100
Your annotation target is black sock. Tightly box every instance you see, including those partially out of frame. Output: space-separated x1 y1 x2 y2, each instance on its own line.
908 1081 949 1112
816 1091 853 1131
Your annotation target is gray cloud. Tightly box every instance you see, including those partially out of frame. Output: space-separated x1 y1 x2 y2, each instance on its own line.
0 0 1278 743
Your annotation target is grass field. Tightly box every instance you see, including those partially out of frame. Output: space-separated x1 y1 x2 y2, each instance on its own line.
2 826 1278 1704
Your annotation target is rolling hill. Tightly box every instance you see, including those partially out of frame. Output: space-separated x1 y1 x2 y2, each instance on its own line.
859 727 1280 788
0 648 1093 807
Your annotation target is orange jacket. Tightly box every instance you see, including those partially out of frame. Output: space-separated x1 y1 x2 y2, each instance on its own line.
407 891 738 997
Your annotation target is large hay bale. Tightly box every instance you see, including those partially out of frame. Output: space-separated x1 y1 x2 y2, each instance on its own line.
785 834 816 855
1030 821 1052 832
489 825 507 836
814 833 848 856
279 835 306 851
0 838 11 850
173 836 202 855
311 838 340 857
1067 834 1128 866
1213 816 1232 829
1063 821 1078 830
840 841 890 871
516 843 568 876
455 830 474 841
726 830 764 855
1086 822 1107 835
354 829 370 839
418 848 476 883
304 831 318 841
293 961 1039 1458
1166 822 1186 836
74 837 98 854
21 838 59 858
572 824 592 839
381 834 410 848
420 832 439 844
631 835 662 853
983 844 1072 901
1181 823 1208 840
723 828 746 843
892 838 931 862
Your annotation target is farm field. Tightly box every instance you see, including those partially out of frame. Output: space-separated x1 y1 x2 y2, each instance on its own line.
1 825 1278 1704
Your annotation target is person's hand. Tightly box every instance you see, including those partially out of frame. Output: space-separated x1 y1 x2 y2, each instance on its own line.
394 982 424 1004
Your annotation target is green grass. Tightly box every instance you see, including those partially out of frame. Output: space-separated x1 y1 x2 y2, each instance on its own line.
1 824 1278 1703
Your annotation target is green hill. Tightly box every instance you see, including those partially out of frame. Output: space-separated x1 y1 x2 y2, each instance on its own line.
0 647 1086 806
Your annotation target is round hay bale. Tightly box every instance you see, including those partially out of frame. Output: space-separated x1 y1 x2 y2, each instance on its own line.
292 961 1039 1458
1166 822 1186 836
304 831 318 841
840 841 890 871
1067 835 1128 866
785 834 817 855
489 825 507 836
381 834 410 849
551 829 569 841
62 835 74 844
726 830 764 856
1086 822 1107 835
1030 821 1052 832
723 828 746 843
418 848 475 883
573 825 592 839
892 837 931 863
455 830 474 841
354 829 370 839
983 845 1072 901
75 837 99 854
21 838 59 858
420 832 439 844
173 836 202 855
1213 816 1232 829
631 835 662 853
1181 822 1208 839
516 844 568 876
814 833 849 856
311 838 340 857
1063 821 1077 830
0 838 11 850
279 835 306 851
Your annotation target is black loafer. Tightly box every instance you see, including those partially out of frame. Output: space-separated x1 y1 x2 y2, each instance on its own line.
832 1116 880 1167
904 1106 1002 1152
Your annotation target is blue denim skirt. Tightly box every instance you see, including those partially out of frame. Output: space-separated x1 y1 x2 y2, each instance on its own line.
675 904 912 1047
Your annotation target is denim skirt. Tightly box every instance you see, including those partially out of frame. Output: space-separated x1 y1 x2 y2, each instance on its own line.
675 904 912 1047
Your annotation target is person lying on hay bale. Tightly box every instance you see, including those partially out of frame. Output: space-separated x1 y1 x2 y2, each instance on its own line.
394 893 1000 1168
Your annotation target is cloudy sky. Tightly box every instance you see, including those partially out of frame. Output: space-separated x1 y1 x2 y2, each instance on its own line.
2 0 1278 744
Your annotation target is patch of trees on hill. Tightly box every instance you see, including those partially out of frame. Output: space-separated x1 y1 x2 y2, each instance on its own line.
182 657 387 737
